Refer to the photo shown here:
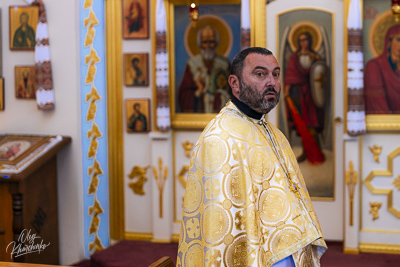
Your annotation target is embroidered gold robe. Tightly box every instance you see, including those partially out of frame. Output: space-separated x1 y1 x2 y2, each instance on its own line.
177 101 327 267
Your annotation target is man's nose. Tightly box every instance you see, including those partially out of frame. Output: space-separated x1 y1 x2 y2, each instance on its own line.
265 73 277 87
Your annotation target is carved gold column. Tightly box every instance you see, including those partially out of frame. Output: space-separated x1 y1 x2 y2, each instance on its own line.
345 161 357 226
152 157 168 218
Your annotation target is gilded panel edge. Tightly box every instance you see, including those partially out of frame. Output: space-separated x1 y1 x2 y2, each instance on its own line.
359 242 400 255
124 231 154 241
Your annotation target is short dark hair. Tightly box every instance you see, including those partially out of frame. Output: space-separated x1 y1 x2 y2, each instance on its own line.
230 47 273 79
131 57 140 65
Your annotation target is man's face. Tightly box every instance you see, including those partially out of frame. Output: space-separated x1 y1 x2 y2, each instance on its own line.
390 34 400 58
20 14 29 25
200 28 217 60
200 28 217 50
237 53 281 114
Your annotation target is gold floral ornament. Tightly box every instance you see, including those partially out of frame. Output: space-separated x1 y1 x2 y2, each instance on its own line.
368 144 382 163
182 140 194 158
369 202 382 220
345 161 357 226
392 175 400 191
152 157 168 218
87 122 102 139
128 166 150 195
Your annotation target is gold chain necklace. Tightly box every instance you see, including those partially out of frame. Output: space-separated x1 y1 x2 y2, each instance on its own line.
258 117 301 199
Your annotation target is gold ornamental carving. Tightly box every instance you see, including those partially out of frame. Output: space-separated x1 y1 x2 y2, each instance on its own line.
178 165 190 188
182 140 194 158
128 166 150 195
392 175 400 191
369 202 382 220
368 144 382 163
364 147 400 218
152 157 168 218
345 161 357 226
84 0 104 254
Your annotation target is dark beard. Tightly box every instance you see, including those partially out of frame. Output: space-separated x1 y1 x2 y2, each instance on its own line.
238 79 280 114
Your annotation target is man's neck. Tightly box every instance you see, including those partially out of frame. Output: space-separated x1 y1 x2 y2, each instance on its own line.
231 95 263 120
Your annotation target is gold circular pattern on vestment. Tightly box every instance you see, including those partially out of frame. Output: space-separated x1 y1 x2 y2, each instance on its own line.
268 225 302 254
183 174 203 214
223 234 234 245
262 181 270 190
248 146 274 184
220 115 254 141
223 199 232 210
205 178 220 200
225 235 256 267
222 164 231 174
224 166 251 207
184 242 204 267
259 187 290 225
220 131 229 140
196 136 229 175
202 203 231 245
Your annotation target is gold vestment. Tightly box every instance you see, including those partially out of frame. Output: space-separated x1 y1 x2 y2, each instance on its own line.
177 101 327 267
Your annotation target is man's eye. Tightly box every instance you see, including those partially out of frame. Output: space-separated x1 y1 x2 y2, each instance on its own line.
256 72 264 77
273 72 280 78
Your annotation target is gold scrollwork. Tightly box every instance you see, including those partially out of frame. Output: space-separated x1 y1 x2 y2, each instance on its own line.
345 161 357 226
178 165 189 188
368 144 382 163
369 202 382 220
128 165 150 195
392 175 400 191
364 147 400 218
182 140 194 158
152 157 168 218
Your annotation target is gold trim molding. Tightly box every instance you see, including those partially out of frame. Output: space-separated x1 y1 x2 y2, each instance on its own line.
366 115 400 131
359 242 400 255
343 247 359 254
106 0 125 240
124 232 153 241
364 147 400 218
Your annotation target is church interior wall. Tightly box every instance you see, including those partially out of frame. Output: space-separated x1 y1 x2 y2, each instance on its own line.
0 0 84 264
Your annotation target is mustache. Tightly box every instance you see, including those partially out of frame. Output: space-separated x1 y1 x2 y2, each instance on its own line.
263 86 278 96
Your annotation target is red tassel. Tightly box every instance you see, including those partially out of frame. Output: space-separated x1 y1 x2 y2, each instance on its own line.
286 97 325 164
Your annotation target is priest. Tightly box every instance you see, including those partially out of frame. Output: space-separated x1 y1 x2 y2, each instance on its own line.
176 47 327 266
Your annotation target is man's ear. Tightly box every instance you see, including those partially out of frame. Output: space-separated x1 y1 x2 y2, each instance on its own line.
228 75 240 98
